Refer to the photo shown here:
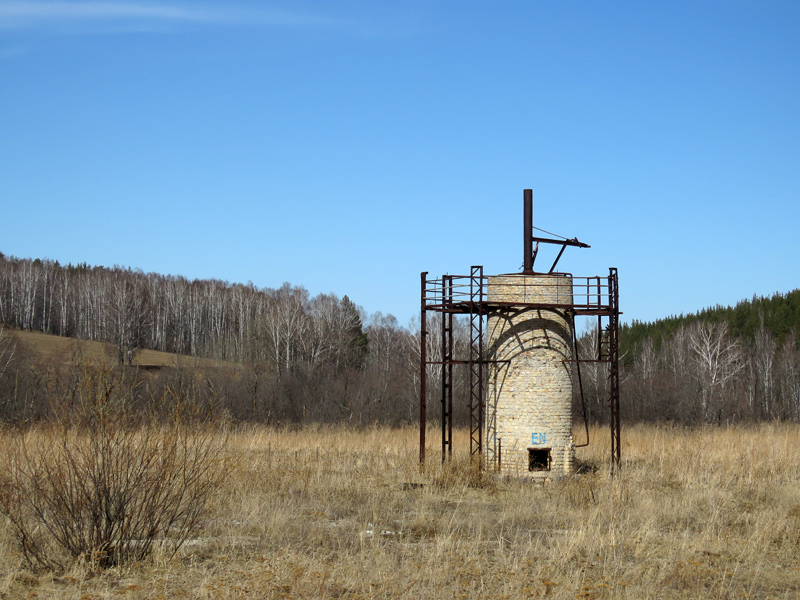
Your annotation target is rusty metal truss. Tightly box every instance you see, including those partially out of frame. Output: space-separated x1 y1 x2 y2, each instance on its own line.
419 190 621 474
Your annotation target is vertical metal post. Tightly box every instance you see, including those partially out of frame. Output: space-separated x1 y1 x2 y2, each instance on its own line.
523 189 533 274
596 277 603 359
441 276 454 463
441 291 447 462
419 272 428 467
469 266 485 466
497 438 502 472
608 268 621 472
447 278 454 460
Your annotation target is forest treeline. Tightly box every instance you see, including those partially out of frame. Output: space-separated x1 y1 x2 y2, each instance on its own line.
1 253 799 426
602 290 800 424
0 254 418 424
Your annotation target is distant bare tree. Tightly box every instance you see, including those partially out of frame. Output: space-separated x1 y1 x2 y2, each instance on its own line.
575 325 607 422
366 313 406 374
262 284 309 378
144 273 167 352
230 283 258 363
56 266 73 336
16 259 39 331
636 337 658 382
751 316 776 417
304 293 341 369
107 269 150 365
776 331 800 421
688 322 743 421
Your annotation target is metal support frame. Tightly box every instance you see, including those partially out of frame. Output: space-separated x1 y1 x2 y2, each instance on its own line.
419 268 620 472
419 189 620 473
468 266 484 462
441 276 454 462
523 189 533 274
608 268 621 471
419 272 428 467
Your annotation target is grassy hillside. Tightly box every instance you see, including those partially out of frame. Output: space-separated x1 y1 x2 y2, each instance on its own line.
7 328 233 370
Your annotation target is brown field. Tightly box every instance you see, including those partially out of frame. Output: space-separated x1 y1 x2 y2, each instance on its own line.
1 423 799 599
8 329 229 370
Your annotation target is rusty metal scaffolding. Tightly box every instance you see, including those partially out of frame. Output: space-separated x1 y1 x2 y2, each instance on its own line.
418 190 621 473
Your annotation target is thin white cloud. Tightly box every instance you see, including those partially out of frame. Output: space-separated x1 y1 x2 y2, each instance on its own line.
0 1 209 21
0 1 351 30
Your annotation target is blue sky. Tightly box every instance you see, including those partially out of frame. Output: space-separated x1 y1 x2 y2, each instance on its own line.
1 0 799 327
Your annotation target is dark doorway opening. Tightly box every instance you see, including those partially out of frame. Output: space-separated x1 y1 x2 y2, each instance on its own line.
528 448 551 472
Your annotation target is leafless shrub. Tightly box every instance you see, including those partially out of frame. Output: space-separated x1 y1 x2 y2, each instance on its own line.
0 326 15 381
0 362 229 571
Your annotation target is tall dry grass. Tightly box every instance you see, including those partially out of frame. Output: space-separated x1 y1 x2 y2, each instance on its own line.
0 423 799 599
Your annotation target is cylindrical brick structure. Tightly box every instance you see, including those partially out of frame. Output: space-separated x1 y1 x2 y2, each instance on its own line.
485 274 574 478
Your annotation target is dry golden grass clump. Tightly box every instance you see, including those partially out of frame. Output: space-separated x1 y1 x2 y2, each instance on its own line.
1 423 799 599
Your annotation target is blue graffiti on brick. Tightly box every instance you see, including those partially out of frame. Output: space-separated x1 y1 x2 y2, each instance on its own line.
531 432 548 445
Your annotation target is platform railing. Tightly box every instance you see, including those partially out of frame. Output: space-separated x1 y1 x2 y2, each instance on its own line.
423 273 614 312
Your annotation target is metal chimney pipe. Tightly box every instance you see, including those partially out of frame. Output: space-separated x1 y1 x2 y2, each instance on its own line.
523 189 533 273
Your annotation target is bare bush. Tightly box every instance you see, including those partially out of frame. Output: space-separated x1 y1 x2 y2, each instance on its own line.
0 326 15 381
0 362 228 571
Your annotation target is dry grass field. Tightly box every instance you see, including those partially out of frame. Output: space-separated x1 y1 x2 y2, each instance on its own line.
8 329 225 370
1 423 799 599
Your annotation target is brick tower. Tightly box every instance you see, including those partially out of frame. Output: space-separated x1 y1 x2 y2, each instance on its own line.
485 274 574 477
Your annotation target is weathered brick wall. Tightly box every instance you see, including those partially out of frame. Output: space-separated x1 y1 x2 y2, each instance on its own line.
485 274 574 478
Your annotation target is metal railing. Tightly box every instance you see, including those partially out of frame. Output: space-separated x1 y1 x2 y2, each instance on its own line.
423 273 615 313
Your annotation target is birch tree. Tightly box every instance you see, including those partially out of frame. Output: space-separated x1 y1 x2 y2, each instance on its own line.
688 321 743 421
262 283 308 377
776 332 800 421
751 316 776 417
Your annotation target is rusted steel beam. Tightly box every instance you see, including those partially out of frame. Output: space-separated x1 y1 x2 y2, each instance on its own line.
524 189 533 274
442 276 454 462
531 236 590 249
469 266 485 463
549 244 568 273
609 267 621 473
419 272 428 468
